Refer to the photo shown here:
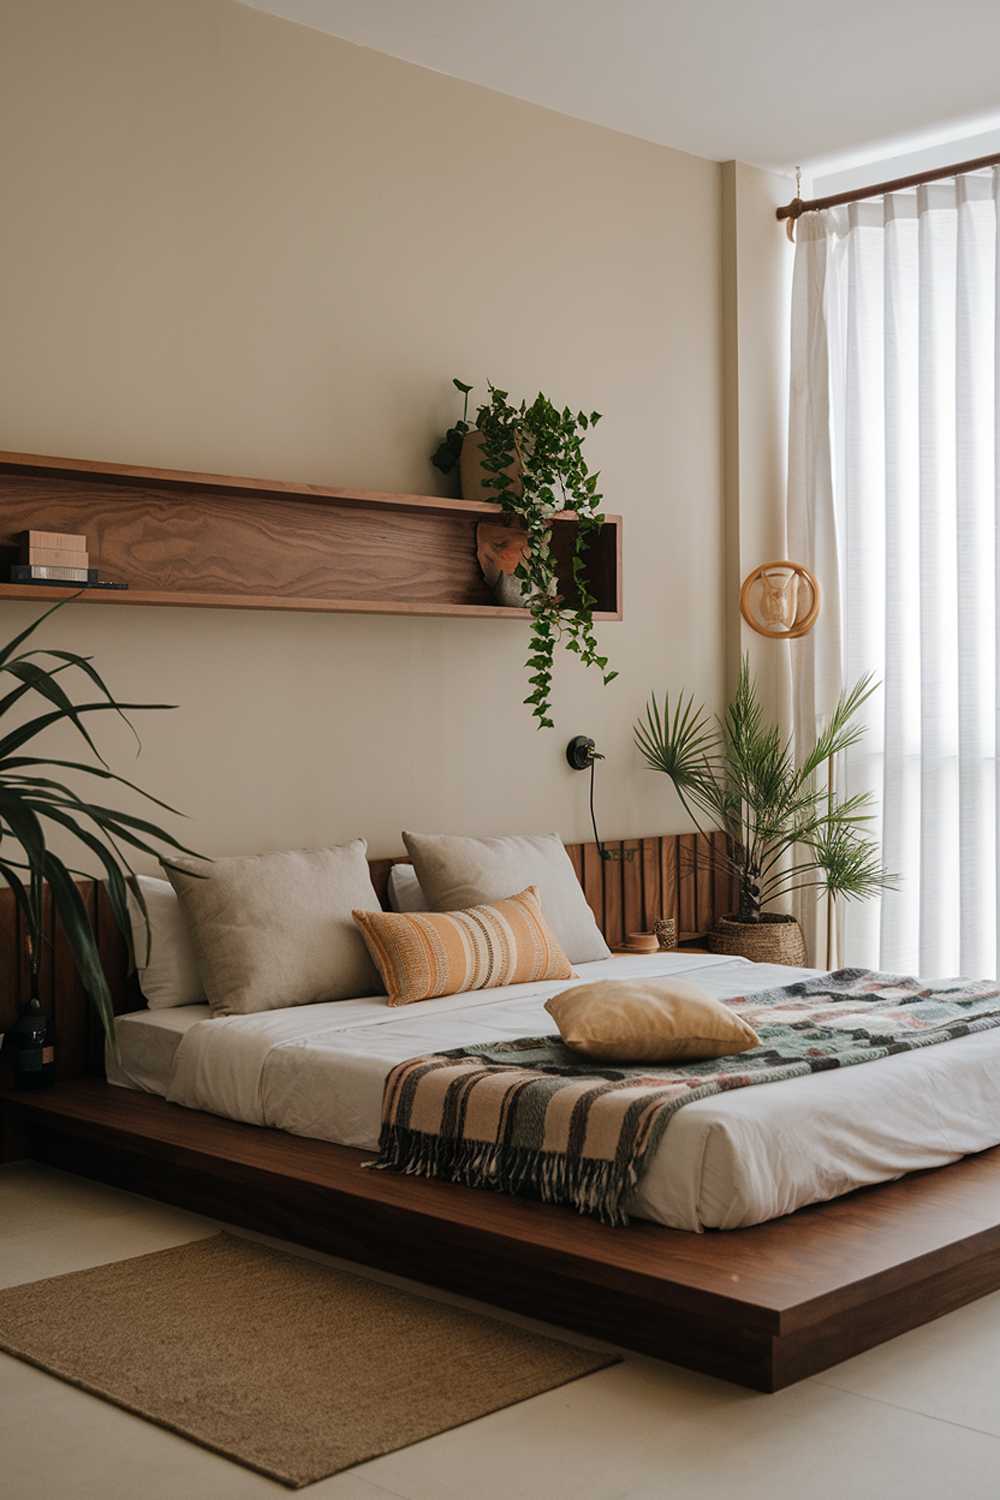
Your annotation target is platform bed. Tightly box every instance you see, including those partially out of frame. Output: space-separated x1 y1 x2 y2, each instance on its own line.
5 1077 1000 1392
5 850 1000 1392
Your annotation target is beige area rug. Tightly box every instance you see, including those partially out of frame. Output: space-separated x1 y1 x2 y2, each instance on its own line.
0 1233 617 1488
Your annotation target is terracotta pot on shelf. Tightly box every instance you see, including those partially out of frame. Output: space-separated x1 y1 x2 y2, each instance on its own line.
707 913 807 967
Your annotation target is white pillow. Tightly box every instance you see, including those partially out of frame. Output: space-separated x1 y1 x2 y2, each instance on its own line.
401 831 611 964
387 863 427 912
126 875 204 1010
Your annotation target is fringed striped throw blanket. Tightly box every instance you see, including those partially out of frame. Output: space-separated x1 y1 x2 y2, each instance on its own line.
372 968 1000 1225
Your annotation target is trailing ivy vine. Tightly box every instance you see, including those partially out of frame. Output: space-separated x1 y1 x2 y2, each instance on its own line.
472 384 617 728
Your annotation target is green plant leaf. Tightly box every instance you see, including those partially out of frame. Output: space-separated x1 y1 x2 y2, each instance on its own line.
0 759 187 818
42 850 118 1049
0 602 204 1044
0 596 75 670
634 656 892 914
18 648 143 749
4 660 110 765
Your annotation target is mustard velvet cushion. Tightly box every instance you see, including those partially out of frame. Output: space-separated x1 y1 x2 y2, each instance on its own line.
353 885 574 1006
165 841 383 1016
544 977 760 1063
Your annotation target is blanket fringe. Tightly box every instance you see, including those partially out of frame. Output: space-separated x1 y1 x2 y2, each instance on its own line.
367 1124 641 1228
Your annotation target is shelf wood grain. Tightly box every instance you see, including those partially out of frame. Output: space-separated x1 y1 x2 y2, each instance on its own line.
0 451 623 620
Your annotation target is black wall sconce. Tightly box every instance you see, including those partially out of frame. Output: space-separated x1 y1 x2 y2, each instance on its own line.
565 736 634 863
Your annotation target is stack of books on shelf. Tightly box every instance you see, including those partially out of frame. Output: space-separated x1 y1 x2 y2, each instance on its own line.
10 531 126 590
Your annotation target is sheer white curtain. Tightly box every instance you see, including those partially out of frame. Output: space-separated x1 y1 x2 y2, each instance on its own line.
787 171 1000 977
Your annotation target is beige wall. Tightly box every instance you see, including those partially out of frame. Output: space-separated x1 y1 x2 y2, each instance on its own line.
721 161 795 717
1 0 724 865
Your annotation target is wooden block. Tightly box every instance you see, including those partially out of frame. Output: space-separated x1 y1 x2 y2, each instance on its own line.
13 565 91 583
20 529 87 553
25 546 90 568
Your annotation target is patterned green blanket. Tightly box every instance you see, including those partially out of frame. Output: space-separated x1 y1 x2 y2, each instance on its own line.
373 968 1000 1225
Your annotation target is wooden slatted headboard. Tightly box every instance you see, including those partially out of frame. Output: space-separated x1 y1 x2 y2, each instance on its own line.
0 831 736 1082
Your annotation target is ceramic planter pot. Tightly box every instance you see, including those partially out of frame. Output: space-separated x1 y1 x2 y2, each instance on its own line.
475 519 563 609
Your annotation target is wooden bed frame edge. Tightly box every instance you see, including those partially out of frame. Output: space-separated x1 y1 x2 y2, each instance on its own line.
7 1078 1000 1393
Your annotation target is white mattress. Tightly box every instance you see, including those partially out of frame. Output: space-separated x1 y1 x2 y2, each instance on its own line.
108 953 1000 1231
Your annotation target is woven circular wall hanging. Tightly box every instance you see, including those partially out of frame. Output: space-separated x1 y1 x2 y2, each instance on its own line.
739 561 820 639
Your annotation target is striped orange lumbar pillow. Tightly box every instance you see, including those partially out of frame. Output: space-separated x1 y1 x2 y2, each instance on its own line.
352 885 574 1006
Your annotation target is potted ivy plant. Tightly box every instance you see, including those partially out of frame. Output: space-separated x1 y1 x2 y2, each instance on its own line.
431 379 616 729
634 659 893 964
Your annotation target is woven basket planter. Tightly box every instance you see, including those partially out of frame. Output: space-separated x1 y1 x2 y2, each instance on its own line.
707 913 807 967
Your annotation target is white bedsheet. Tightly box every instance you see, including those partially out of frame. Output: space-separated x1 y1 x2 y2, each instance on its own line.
109 953 1000 1231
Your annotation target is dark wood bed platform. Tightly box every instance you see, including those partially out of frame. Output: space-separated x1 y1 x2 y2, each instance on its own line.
7 1078 1000 1393
4 837 1000 1393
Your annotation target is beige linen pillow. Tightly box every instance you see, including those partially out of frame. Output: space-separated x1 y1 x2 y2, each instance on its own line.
353 886 574 1006
402 831 610 964
387 862 426 913
164 840 382 1016
126 875 204 1010
544 977 760 1063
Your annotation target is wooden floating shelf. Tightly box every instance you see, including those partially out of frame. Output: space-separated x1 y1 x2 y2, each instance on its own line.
0 451 623 620
0 584 621 621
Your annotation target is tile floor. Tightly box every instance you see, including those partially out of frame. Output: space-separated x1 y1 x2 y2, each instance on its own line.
2 1162 999 1499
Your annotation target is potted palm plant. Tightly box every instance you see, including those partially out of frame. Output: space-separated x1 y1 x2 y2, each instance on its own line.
634 660 892 964
0 599 201 1084
432 378 616 729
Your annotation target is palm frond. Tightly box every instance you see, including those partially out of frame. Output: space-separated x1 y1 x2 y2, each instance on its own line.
809 824 896 903
634 655 892 920
797 674 879 781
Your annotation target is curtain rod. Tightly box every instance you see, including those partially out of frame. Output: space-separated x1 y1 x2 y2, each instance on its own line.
776 147 1000 224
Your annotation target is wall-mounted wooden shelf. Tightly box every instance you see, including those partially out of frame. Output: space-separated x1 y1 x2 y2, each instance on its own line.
0 452 623 620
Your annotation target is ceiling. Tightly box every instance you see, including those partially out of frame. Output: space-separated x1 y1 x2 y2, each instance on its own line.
240 0 1000 174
